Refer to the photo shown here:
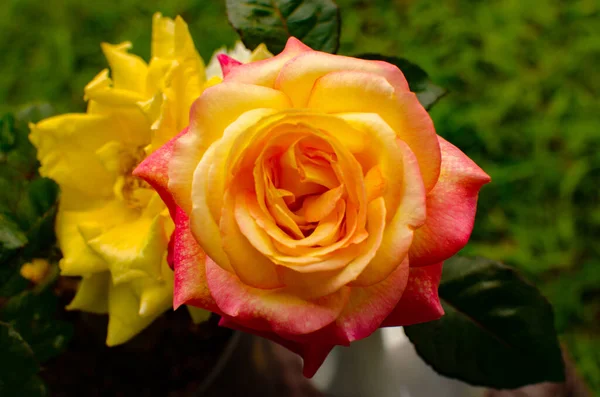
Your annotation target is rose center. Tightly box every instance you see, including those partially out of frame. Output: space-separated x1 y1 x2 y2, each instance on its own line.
260 136 344 239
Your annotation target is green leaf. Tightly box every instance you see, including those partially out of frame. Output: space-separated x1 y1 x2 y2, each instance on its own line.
0 322 38 381
0 213 28 251
355 54 446 109
405 256 565 389
226 0 341 54
0 321 47 397
1 289 73 363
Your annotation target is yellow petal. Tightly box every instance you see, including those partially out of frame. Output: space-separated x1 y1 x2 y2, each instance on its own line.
106 281 164 346
249 43 273 62
56 199 135 276
29 114 119 198
281 197 387 299
151 12 175 59
307 71 441 191
169 84 289 213
66 272 110 314
351 140 427 286
101 42 148 94
84 69 146 106
86 213 169 284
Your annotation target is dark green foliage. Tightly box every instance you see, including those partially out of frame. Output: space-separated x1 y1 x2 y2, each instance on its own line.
0 322 48 397
405 256 564 388
0 105 71 395
226 0 340 54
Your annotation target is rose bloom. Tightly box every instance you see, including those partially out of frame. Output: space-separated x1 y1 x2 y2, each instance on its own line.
136 37 490 376
29 13 270 345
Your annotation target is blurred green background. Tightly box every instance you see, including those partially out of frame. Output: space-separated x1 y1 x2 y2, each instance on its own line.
1 0 599 391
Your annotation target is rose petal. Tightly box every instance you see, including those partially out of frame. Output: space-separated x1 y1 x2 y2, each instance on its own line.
350 139 426 286
224 37 312 87
307 71 440 191
100 41 148 94
381 261 444 327
217 53 242 77
169 84 291 212
172 207 219 312
276 51 410 108
206 257 350 335
330 257 410 343
280 197 387 299
408 137 491 267
133 128 186 219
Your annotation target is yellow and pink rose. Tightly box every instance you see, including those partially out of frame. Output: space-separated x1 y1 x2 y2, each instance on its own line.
136 37 490 375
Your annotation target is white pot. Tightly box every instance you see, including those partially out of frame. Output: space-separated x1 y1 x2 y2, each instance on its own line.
311 327 486 397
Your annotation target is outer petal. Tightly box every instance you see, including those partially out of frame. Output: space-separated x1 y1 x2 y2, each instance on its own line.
133 129 186 219
217 53 242 77
381 262 444 327
408 137 491 266
307 71 440 191
106 281 163 346
224 37 311 87
66 272 110 314
331 257 410 343
29 114 121 197
205 257 350 335
172 208 219 312
276 50 410 108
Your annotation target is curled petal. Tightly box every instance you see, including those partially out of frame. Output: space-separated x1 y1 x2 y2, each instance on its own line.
100 41 148 94
382 262 444 327
217 53 242 77
206 258 350 335
409 137 491 267
280 197 387 299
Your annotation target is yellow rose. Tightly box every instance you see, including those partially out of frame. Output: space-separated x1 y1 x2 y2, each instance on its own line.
29 14 269 345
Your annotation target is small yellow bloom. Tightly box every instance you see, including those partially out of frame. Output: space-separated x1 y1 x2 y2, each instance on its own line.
29 14 268 346
20 259 51 284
